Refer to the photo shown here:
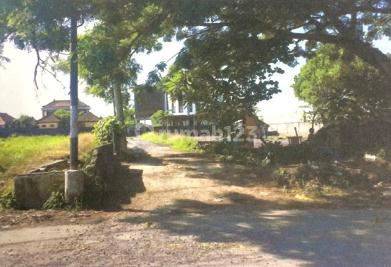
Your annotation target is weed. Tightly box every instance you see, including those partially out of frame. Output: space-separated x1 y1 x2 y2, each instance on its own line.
141 132 200 152
42 191 66 210
0 191 16 209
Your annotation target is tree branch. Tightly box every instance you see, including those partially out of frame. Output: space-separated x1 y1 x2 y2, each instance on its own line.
33 47 43 90
286 32 343 43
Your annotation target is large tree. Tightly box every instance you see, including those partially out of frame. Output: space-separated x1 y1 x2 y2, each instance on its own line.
293 44 390 124
71 3 171 152
146 0 390 125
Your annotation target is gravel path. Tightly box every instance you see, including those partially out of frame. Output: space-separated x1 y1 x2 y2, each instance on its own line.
0 138 390 266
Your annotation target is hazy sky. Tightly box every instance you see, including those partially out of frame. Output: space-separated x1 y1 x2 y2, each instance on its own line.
0 39 390 123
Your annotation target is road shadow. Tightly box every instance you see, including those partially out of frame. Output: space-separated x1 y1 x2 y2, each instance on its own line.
120 192 391 266
163 152 275 187
102 164 146 210
127 139 270 187
125 146 164 166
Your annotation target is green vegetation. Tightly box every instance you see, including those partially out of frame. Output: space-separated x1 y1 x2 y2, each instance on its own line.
124 108 136 127
2 1 391 207
204 140 390 198
141 132 199 153
150 110 169 127
9 115 37 130
42 191 66 210
93 117 123 145
0 134 95 195
294 45 390 124
53 109 71 129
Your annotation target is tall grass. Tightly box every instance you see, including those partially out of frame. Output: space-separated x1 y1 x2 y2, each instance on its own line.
140 132 199 152
0 133 95 193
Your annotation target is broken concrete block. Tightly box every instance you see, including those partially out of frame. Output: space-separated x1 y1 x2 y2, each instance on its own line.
14 171 64 209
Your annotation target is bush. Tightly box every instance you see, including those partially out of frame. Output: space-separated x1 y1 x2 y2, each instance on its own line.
93 116 123 145
205 141 315 166
311 120 391 158
170 135 199 152
272 162 371 193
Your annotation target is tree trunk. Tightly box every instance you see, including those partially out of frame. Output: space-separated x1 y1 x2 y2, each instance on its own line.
113 85 127 155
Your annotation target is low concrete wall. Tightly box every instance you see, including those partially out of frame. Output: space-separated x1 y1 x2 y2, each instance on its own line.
14 171 64 209
13 144 120 210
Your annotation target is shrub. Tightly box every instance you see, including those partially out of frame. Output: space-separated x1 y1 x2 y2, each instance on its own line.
170 135 199 152
205 141 315 166
93 116 123 145
272 162 371 193
311 120 391 158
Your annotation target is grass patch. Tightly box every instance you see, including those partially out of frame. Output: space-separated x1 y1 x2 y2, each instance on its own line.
140 132 199 152
0 133 95 195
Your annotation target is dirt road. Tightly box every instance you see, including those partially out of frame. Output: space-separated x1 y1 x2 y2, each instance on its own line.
0 139 390 266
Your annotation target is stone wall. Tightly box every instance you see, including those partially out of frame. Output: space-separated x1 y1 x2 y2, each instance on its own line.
14 171 64 209
83 143 119 182
81 143 121 208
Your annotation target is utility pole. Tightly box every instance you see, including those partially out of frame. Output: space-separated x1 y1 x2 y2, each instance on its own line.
69 16 79 170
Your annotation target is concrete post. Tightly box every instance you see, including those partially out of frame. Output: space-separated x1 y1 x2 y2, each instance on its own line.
65 170 84 203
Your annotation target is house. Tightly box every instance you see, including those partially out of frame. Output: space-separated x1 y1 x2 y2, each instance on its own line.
37 100 100 130
134 89 268 138
0 112 15 128
134 88 166 124
41 99 91 117
134 88 197 127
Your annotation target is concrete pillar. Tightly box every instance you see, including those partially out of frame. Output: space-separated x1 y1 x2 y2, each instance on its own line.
65 170 84 203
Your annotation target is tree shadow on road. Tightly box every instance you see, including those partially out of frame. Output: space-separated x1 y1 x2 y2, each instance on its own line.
125 147 164 166
120 192 391 266
101 164 146 211
162 152 273 187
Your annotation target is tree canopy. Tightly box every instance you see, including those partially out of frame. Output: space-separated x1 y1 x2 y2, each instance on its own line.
152 0 391 124
75 3 171 104
157 0 391 75
2 0 390 125
294 44 390 124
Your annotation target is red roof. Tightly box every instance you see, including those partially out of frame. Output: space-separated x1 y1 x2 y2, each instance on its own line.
79 111 100 122
42 100 90 110
0 113 15 125
37 114 61 123
37 111 100 123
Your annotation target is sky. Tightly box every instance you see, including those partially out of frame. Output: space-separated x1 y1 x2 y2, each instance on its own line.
0 38 390 123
